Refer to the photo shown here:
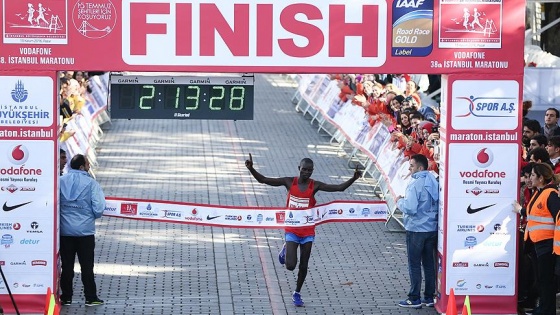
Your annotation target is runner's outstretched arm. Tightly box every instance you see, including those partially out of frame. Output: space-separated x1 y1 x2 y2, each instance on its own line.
245 153 291 188
314 166 361 193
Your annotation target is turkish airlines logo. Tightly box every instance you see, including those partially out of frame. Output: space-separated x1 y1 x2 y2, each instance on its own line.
473 148 493 168
7 145 29 165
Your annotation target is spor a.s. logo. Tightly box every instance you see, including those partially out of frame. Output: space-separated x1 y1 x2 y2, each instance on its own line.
455 95 516 118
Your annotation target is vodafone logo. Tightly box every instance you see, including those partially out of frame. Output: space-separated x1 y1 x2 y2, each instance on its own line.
8 145 29 165
473 148 493 168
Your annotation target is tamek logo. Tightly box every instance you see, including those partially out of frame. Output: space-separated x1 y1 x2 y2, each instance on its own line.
7 145 29 165
473 148 493 168
31 260 47 266
11 81 28 103
455 95 516 118
494 262 510 267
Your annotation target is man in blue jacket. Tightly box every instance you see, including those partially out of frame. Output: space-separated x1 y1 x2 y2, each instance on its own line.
395 154 439 309
59 154 106 307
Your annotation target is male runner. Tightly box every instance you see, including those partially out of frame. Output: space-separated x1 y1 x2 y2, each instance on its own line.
245 154 361 306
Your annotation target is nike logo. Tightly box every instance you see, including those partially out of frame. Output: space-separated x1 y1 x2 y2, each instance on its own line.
3 201 32 212
206 215 221 220
466 203 495 214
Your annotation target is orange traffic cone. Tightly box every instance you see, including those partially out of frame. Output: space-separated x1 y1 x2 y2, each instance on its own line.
43 287 52 315
43 287 58 315
446 288 458 315
461 295 472 315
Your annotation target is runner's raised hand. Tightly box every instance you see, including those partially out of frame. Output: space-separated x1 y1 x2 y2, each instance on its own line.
245 153 253 169
353 165 362 180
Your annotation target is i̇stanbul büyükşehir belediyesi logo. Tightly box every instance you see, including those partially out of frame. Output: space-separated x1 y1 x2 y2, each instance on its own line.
10 81 28 103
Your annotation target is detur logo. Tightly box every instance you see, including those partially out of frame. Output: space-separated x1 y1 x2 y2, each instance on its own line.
8 145 29 165
455 95 516 118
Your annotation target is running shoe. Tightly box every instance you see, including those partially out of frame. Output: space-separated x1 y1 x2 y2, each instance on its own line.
292 291 304 307
421 297 435 307
398 298 422 309
278 243 286 265
85 298 104 306
60 299 72 306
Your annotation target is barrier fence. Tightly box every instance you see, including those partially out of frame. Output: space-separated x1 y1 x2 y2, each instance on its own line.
288 74 424 230
60 73 111 177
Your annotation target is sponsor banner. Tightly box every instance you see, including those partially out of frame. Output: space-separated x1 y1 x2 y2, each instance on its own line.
447 143 518 199
451 80 519 132
445 143 517 295
440 74 519 308
0 252 51 275
0 73 57 314
103 197 388 227
0 141 56 219
0 272 51 294
0 0 525 74
438 0 503 49
447 274 514 296
0 76 54 128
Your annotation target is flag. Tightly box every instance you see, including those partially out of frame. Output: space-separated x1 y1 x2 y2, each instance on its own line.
461 295 472 315
44 287 59 315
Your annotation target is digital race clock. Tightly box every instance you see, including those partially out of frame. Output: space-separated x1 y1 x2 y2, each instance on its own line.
109 74 254 120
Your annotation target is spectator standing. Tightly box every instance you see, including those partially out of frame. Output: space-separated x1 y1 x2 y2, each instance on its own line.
546 136 560 174
59 154 106 307
528 147 553 168
523 120 542 152
541 108 560 140
514 163 560 315
517 163 538 312
522 100 533 125
59 149 67 176
245 154 360 307
396 154 439 309
529 134 548 152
